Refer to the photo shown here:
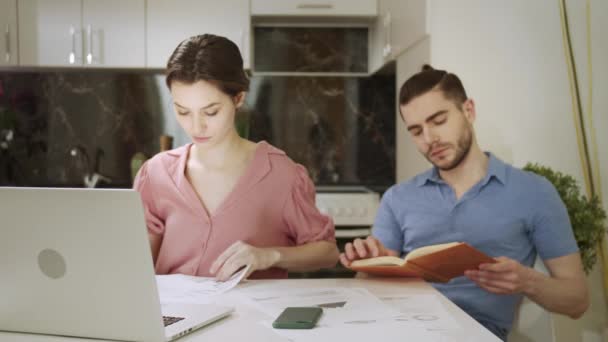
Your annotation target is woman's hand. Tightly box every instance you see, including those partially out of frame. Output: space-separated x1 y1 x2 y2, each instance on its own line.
210 241 281 281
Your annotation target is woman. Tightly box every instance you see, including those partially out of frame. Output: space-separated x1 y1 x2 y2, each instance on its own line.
134 34 338 280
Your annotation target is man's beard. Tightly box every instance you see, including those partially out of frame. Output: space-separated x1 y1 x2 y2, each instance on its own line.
426 126 473 171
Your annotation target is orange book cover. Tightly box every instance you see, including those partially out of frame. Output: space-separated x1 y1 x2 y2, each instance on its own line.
348 242 496 283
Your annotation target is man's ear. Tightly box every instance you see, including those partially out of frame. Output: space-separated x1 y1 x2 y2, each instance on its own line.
462 98 476 123
234 92 246 109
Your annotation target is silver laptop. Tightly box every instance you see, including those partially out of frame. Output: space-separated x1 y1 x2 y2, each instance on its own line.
0 187 234 342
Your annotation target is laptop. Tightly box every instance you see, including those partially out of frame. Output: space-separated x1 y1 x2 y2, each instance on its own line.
0 187 234 342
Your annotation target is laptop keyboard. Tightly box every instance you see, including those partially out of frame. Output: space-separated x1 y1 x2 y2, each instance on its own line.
163 316 185 327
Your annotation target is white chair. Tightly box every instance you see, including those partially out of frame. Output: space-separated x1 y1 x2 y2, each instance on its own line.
508 259 556 342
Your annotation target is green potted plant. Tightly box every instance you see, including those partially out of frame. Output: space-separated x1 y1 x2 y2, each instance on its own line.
524 163 607 273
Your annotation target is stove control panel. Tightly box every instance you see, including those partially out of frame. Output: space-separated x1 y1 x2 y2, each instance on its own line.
315 186 380 227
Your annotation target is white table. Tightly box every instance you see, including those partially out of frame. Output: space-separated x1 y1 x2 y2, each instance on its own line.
0 278 501 342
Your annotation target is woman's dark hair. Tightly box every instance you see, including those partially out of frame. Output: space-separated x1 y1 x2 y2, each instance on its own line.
399 64 467 109
165 34 249 97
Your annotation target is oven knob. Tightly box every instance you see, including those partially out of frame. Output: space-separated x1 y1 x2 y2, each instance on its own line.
345 208 354 216
358 208 368 217
318 206 328 214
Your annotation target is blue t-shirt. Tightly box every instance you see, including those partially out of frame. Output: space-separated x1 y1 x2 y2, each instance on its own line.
373 153 579 340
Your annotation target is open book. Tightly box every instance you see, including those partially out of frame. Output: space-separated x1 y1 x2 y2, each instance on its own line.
348 242 496 283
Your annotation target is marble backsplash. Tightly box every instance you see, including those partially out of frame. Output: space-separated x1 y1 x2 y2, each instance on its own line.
0 67 395 188
0 71 168 188
246 72 395 186
254 27 368 73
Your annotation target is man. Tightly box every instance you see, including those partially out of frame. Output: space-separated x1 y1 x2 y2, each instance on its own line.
340 65 589 340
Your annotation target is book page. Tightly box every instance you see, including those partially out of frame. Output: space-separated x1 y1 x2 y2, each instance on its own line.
404 242 461 262
350 256 406 267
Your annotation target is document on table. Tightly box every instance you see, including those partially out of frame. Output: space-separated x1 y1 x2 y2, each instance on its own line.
378 293 461 331
240 287 400 325
241 286 462 341
156 265 250 304
261 320 445 342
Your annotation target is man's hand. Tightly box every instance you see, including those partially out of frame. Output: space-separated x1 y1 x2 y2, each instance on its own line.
339 236 398 267
210 241 280 281
465 256 534 295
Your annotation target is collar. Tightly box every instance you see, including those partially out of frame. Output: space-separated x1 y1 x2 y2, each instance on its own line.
415 152 507 187
169 141 284 214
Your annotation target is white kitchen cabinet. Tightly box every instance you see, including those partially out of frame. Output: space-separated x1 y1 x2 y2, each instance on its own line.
82 0 145 67
18 0 81 67
18 0 145 67
146 0 251 69
370 0 427 73
252 0 377 17
0 0 18 66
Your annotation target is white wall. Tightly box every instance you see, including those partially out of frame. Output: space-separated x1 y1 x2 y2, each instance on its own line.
423 0 608 341
396 36 431 182
427 1 582 174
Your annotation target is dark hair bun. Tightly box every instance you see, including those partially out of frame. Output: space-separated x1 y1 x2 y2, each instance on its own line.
399 65 467 108
165 34 249 96
422 64 434 71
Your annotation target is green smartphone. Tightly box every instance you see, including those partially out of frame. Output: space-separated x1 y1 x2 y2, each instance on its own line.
272 307 323 329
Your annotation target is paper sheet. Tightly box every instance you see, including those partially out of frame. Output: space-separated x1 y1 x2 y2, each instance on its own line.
156 265 250 304
241 286 463 341
239 287 400 325
261 320 447 342
378 293 461 331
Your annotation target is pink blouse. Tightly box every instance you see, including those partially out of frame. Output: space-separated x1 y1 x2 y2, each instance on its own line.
133 141 335 279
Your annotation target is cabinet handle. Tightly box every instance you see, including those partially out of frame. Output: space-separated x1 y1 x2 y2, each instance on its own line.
382 13 392 58
69 25 76 64
4 24 9 63
297 3 333 9
86 24 93 65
